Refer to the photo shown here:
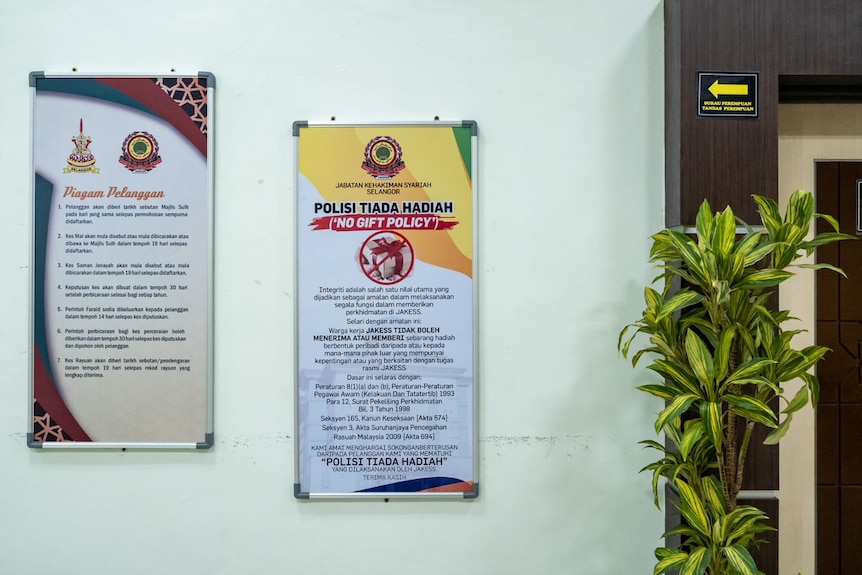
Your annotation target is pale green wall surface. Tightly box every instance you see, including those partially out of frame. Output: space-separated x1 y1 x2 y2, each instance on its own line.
0 1 666 573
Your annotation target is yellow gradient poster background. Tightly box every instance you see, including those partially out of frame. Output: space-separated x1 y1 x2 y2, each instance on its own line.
298 126 473 277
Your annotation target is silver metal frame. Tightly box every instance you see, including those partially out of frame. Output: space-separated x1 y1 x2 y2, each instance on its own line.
293 120 479 498
28 71 215 449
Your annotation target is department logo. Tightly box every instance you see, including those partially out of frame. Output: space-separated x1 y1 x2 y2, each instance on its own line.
64 119 99 174
119 131 162 172
362 136 405 179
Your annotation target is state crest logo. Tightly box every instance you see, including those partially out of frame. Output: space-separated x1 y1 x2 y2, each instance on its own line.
361 136 405 179
119 131 162 172
64 119 99 174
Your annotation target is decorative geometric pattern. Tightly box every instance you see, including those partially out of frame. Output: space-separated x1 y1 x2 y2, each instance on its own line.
154 77 208 135
33 400 72 442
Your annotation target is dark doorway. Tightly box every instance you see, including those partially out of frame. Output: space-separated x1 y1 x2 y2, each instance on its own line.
816 161 862 575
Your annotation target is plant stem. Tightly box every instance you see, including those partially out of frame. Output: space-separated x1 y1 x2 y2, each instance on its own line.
726 403 738 510
735 420 756 496
725 345 741 510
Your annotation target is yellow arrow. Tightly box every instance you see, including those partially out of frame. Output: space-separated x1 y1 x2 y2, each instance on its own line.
709 80 749 99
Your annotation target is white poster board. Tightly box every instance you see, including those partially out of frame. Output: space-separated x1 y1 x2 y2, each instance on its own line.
29 73 215 448
294 122 478 497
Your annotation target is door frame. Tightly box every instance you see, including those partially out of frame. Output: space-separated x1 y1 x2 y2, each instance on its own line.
778 103 862 575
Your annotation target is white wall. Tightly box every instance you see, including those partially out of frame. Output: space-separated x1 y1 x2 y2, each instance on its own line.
0 1 666 573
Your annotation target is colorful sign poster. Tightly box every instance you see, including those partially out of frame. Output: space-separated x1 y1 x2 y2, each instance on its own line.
30 73 214 448
294 122 478 498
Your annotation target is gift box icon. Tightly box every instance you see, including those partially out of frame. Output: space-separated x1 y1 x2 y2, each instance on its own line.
361 234 413 282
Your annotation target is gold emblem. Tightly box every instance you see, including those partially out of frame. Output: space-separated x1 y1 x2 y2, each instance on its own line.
64 119 99 174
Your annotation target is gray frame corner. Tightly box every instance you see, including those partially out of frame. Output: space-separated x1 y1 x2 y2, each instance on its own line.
196 433 214 449
197 71 216 88
292 121 308 137
29 71 45 88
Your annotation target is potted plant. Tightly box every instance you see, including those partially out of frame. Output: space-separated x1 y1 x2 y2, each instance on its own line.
619 190 852 575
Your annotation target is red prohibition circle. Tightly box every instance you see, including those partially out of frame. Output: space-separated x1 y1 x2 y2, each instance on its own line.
359 231 414 285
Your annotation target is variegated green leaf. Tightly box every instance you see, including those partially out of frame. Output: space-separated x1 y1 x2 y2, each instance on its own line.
801 231 856 249
725 358 775 386
656 394 699 434
782 224 807 247
696 200 715 242
723 376 781 395
763 414 792 445
685 331 715 391
798 262 848 277
675 479 711 536
648 360 702 396
680 546 712 575
701 475 727 516
687 320 719 349
647 466 663 508
648 334 678 359
770 243 796 269
639 439 665 451
678 419 705 461
724 394 778 427
644 286 663 312
664 416 683 446
700 401 723 451
778 345 829 381
714 326 737 382
657 289 704 320
753 195 782 236
629 347 655 368
735 269 794 291
802 371 820 406
667 231 711 289
723 543 760 575
714 207 737 251
654 550 689 575
723 506 772 545
742 240 777 267
815 212 841 233
637 384 678 402
753 193 780 219
733 231 763 258
728 252 746 283
787 189 815 224
619 324 647 358
782 385 810 414
714 278 731 305
655 264 699 287
725 395 777 421
662 525 699 539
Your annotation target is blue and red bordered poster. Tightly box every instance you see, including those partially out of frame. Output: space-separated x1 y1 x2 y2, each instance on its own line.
30 73 214 447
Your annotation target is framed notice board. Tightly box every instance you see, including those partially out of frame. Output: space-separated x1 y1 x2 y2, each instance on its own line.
294 121 479 498
29 72 215 448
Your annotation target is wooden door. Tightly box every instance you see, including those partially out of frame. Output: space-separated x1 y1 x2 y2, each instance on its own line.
816 161 862 575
